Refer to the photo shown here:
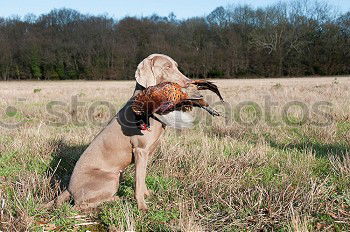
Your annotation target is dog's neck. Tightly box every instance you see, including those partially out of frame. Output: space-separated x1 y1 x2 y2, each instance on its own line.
132 82 146 97
131 82 166 129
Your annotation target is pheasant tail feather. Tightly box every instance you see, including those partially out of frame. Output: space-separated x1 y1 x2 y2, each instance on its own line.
191 80 224 101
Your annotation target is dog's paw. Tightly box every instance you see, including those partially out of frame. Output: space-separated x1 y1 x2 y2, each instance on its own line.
144 189 153 198
137 201 148 211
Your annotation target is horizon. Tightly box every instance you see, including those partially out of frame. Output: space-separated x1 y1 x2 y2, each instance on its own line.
0 0 349 20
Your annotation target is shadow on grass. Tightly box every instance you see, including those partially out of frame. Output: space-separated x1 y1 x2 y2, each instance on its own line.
267 139 349 158
206 126 349 158
47 140 88 189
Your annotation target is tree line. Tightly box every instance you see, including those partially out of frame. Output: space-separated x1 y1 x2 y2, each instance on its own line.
0 0 349 80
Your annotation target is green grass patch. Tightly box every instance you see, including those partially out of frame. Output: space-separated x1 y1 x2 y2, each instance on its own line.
48 203 79 230
223 143 253 157
260 165 281 185
272 83 282 89
311 157 332 179
337 121 350 137
99 199 180 231
0 134 13 144
146 175 180 192
99 201 134 229
33 88 42 93
26 157 49 174
0 151 22 177
118 173 135 199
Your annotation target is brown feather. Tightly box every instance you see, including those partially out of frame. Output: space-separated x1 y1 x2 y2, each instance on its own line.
131 81 224 119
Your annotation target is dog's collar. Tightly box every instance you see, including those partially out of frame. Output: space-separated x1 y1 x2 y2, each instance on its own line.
132 83 146 97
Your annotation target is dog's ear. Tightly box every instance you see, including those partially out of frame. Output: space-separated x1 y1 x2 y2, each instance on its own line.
135 57 157 88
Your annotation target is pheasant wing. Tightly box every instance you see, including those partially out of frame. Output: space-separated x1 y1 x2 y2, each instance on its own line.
154 101 176 114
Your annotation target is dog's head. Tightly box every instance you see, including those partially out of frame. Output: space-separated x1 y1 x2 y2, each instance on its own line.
135 54 191 88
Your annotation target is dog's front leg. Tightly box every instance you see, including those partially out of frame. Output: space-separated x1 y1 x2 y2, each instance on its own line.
134 147 149 211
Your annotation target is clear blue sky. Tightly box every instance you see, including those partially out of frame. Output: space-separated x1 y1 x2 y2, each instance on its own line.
0 0 349 19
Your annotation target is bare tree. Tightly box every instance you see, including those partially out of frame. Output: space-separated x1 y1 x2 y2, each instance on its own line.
0 2 348 80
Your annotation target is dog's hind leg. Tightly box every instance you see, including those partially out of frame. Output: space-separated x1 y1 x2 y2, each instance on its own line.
56 190 71 205
43 190 71 209
75 196 119 211
71 169 121 210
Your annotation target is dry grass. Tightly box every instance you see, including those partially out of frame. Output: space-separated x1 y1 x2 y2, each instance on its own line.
0 77 350 231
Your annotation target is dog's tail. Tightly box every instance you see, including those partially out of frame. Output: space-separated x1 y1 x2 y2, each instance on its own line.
44 190 71 208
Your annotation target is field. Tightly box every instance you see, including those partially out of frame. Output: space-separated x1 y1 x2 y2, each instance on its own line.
1 77 350 231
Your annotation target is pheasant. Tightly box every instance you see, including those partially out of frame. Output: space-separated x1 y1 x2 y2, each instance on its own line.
131 80 224 130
